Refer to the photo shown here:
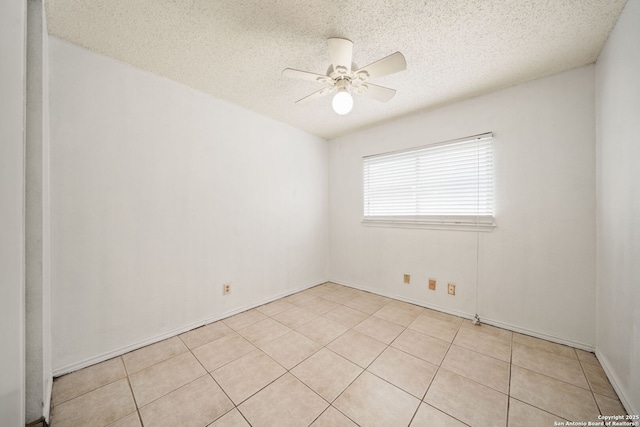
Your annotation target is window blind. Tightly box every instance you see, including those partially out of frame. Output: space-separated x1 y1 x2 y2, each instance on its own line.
363 133 495 231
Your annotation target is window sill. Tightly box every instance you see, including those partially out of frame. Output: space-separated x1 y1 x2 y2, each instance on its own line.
362 217 496 232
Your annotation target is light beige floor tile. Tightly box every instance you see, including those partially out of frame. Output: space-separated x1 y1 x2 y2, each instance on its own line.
510 365 600 421
347 288 369 298
52 357 127 406
298 296 340 315
283 291 317 305
303 286 332 297
272 306 319 329
343 295 388 314
508 398 566 426
311 406 358 427
453 327 511 362
408 314 460 343
192 333 255 372
575 349 600 366
223 309 268 331
207 409 250 427
291 348 362 402
441 345 510 394
129 352 206 407
105 412 141 427
258 330 321 369
582 363 618 398
295 316 349 345
315 284 335 292
212 350 286 404
255 299 295 316
410 403 467 427
353 315 405 344
326 282 348 289
50 379 135 427
313 289 342 302
122 337 188 374
334 371 420 427
327 329 387 368
139 375 233 427
321 288 360 304
512 342 589 389
368 347 437 398
460 319 512 342
594 393 627 416
425 369 508 427
513 333 577 359
386 299 425 314
179 321 234 349
421 308 464 326
236 317 291 346
238 373 328 427
373 303 421 327
391 328 450 366
324 305 369 328
365 293 392 304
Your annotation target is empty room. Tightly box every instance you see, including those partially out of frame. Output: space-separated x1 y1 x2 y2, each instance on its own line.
2 0 639 426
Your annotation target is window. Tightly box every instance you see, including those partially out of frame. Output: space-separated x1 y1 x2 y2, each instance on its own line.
363 132 494 231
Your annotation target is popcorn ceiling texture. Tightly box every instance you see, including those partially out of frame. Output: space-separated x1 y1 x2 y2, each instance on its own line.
45 0 627 139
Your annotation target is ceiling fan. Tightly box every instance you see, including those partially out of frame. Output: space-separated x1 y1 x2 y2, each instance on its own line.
282 38 407 115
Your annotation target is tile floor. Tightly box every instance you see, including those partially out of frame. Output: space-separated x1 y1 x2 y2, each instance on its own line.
49 282 627 427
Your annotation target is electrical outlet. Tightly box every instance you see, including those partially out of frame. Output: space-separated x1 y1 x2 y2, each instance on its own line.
448 283 456 296
428 279 436 291
403 274 410 284
223 284 231 295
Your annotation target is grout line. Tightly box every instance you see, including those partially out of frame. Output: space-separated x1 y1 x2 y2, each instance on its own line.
49 372 127 408
505 330 514 427
575 349 604 416
327 404 362 426
122 371 143 426
511 362 595 392
509 397 570 423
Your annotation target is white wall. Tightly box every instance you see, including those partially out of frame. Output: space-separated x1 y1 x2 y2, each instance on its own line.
25 0 52 422
595 0 640 414
49 38 329 373
0 0 26 425
329 65 596 348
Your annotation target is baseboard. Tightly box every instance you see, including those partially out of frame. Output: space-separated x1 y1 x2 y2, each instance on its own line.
52 279 326 377
330 278 595 352
478 316 594 352
43 376 52 423
595 349 637 415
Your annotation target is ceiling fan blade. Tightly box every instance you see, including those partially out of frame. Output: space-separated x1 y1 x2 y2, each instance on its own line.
295 87 334 106
282 68 331 84
327 38 353 75
357 52 406 80
357 83 397 102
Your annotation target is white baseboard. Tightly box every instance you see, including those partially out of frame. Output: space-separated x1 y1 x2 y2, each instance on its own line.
478 316 594 352
595 349 637 416
330 278 595 351
52 279 326 377
43 375 52 423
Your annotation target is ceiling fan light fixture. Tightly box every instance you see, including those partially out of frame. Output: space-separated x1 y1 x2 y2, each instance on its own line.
332 90 353 115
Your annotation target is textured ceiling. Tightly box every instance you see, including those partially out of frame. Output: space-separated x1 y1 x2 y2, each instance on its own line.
45 0 627 139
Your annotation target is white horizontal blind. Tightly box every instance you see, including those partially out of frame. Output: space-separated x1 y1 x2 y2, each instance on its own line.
363 133 494 230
